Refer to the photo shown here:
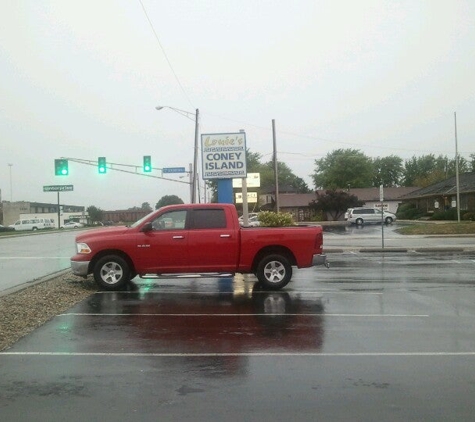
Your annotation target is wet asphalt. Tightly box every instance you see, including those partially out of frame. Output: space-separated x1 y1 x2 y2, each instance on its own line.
2 246 475 421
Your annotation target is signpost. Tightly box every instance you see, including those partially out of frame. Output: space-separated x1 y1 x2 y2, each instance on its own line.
201 133 247 180
235 191 258 204
380 185 385 249
201 132 247 204
43 185 74 192
162 167 186 174
43 185 74 228
232 173 260 188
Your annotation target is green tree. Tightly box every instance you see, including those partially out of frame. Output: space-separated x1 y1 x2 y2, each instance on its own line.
87 205 103 223
141 202 152 212
312 149 373 189
470 154 475 171
155 195 184 209
372 155 403 187
403 154 470 187
260 160 310 193
309 189 363 221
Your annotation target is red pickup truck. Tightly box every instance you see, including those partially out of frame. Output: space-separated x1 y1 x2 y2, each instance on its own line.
71 203 327 290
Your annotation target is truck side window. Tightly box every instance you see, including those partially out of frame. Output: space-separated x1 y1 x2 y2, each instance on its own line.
152 210 187 230
190 209 226 229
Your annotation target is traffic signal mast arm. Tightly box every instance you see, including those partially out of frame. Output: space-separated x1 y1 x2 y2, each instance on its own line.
53 157 190 185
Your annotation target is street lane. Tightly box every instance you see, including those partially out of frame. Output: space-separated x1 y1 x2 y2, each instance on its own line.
0 230 84 294
323 223 475 251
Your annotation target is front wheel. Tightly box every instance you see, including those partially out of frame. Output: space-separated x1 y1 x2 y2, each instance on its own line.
93 255 131 290
385 217 393 224
256 254 292 290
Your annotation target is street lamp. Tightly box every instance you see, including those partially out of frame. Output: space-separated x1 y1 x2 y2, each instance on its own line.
155 105 199 203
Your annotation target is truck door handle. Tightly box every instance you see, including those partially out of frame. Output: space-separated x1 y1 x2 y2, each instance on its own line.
220 234 231 238
172 236 185 239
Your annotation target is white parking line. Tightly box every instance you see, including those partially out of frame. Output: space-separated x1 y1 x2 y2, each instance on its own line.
60 313 429 318
1 351 474 357
0 257 69 259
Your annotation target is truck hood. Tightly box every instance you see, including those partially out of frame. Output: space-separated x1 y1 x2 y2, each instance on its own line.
75 226 131 242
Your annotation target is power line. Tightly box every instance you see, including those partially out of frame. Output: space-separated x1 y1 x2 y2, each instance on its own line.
138 0 194 109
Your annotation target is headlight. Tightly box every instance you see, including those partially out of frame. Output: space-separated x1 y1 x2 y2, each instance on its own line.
76 242 91 254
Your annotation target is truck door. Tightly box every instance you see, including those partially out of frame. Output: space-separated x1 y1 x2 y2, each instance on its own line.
186 208 239 272
136 209 188 273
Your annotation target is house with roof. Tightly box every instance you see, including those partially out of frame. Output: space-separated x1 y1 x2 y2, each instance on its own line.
259 186 419 221
399 172 475 215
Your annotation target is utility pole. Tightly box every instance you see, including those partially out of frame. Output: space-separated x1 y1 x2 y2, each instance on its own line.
8 163 13 201
272 119 279 212
454 112 461 223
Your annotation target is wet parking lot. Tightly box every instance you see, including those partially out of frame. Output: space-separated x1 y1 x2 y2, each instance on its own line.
2 252 475 421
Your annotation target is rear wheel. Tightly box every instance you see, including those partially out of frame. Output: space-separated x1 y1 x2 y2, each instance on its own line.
256 254 292 290
385 217 393 224
93 255 131 290
355 218 364 225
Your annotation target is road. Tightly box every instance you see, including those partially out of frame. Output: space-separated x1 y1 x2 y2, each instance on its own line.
0 229 83 295
323 223 475 251
1 224 474 296
2 249 475 420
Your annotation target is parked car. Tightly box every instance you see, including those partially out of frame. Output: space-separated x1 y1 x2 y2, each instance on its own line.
62 222 84 229
71 203 327 291
247 215 260 227
238 213 259 226
346 207 396 225
9 218 54 231
0 224 15 232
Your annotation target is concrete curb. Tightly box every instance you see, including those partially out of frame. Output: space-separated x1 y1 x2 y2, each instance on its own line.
323 247 473 254
0 268 71 298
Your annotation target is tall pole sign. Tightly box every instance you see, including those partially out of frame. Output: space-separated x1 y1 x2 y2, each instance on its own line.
380 184 385 249
201 132 247 204
43 185 74 229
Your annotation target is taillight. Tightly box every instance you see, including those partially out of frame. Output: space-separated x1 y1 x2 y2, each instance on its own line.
315 231 323 251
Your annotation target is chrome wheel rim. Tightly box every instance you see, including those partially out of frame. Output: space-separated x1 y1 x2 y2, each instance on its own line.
263 261 286 284
100 262 123 285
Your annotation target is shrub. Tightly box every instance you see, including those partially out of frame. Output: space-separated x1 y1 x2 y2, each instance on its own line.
430 208 458 220
462 212 475 221
258 211 295 227
310 211 324 222
396 203 425 220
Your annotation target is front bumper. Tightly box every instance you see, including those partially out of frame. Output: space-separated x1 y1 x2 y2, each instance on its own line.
312 254 329 268
71 260 90 277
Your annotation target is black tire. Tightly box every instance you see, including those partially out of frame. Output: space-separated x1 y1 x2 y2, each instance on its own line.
93 255 131 290
385 217 393 224
256 254 292 290
32 227 38 231
355 218 364 225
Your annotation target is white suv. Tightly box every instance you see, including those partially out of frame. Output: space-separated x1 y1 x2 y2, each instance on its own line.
346 207 396 225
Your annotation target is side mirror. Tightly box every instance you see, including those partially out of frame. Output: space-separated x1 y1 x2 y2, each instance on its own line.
141 222 153 233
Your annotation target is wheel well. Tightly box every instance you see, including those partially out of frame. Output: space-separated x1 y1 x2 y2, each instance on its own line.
89 250 136 275
251 246 296 273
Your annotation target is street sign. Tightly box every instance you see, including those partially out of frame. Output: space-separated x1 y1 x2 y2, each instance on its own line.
43 185 74 192
232 173 260 188
235 191 257 204
162 167 186 174
201 132 247 180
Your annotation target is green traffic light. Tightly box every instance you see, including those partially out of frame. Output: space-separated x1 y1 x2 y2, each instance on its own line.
98 157 107 174
54 159 69 176
143 155 152 173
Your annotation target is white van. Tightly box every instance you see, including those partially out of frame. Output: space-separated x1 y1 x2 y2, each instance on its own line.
10 218 54 231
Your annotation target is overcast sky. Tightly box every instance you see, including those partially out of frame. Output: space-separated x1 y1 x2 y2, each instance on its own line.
1 0 474 210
